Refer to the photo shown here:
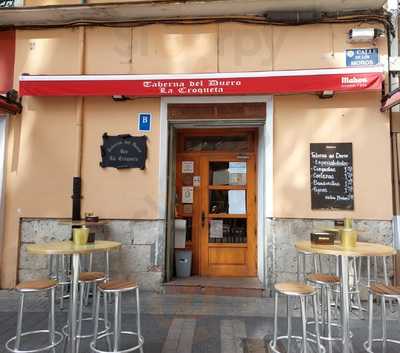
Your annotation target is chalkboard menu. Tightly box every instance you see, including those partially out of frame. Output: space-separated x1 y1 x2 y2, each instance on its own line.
310 143 354 210
100 133 147 169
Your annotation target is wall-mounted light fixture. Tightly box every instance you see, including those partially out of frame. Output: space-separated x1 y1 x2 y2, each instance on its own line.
112 95 129 102
318 90 334 99
348 28 384 43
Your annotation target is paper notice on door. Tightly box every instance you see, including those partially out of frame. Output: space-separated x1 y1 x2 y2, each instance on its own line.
210 220 223 239
182 186 194 203
174 219 187 249
182 161 194 174
228 190 246 214
193 176 201 187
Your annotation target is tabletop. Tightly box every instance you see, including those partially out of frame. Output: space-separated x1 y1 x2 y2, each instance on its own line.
295 240 396 257
58 219 109 226
27 240 121 255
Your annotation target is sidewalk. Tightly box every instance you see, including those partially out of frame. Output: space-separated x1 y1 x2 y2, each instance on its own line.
0 290 398 353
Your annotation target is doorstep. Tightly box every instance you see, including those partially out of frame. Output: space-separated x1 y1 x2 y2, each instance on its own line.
163 276 264 297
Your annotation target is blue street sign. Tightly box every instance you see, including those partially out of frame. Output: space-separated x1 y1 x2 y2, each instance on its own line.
138 113 151 132
346 48 379 67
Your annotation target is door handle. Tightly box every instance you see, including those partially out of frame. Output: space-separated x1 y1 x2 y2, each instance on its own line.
201 211 206 228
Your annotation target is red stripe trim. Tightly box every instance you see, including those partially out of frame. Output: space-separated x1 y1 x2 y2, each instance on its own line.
20 69 384 97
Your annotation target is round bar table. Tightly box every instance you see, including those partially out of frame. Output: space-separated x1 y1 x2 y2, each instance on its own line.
27 240 121 353
295 240 396 353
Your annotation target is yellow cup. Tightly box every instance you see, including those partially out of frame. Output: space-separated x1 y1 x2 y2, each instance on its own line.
73 227 89 245
340 228 357 249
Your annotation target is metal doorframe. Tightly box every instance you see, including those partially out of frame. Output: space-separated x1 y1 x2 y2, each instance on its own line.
159 96 273 286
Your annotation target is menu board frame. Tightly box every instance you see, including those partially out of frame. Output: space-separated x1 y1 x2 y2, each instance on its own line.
310 143 354 210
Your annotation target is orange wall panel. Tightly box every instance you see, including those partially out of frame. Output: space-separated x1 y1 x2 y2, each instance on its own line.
218 23 272 72
85 27 132 74
132 24 218 74
13 28 80 89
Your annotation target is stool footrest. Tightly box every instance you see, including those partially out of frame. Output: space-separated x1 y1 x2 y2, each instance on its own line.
363 338 400 353
306 320 353 341
90 331 144 353
5 329 63 353
62 317 110 339
269 335 326 353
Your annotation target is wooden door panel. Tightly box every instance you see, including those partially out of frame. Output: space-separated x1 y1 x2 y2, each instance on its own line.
201 154 257 277
208 247 246 265
176 129 257 278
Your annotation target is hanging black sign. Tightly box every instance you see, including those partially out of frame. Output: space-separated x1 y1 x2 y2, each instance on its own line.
310 143 354 210
100 133 147 169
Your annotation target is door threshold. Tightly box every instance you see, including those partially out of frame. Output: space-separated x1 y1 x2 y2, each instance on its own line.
163 276 264 297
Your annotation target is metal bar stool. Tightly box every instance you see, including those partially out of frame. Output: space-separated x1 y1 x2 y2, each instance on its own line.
62 271 111 353
269 282 325 353
306 273 354 353
84 251 111 306
296 251 320 282
48 254 71 310
363 283 400 353
5 279 63 353
91 280 144 353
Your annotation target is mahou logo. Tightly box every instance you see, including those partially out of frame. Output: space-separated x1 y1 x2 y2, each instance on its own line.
341 76 368 85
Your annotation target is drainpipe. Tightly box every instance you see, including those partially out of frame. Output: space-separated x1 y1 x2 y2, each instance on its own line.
388 0 400 284
72 26 85 220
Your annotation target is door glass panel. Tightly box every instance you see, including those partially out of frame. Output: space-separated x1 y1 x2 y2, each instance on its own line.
209 190 246 214
184 135 249 152
185 217 192 242
209 219 247 243
209 161 247 186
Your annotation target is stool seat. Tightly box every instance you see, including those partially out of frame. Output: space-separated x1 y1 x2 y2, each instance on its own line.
6 280 62 353
370 283 400 297
275 282 316 296
79 271 105 282
98 280 138 292
16 279 57 292
307 273 340 284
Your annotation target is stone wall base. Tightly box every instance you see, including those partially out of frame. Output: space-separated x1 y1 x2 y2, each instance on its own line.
19 217 394 294
19 219 165 291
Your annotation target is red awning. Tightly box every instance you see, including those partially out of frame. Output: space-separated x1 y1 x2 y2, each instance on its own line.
19 66 384 97
381 88 400 112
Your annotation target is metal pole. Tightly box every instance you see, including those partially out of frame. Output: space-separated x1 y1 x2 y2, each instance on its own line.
69 254 80 353
287 296 292 352
114 292 121 351
272 291 278 348
341 255 351 353
15 293 24 350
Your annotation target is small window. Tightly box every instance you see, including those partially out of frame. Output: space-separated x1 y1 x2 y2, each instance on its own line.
184 135 249 152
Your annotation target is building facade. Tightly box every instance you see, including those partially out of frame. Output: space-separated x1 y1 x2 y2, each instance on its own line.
0 0 395 292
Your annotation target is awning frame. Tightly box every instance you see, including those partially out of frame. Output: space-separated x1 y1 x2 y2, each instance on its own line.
0 91 22 115
381 86 400 112
19 66 385 98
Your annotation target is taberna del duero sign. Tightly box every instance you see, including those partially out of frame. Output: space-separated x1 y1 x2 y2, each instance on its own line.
100 133 147 169
310 143 354 210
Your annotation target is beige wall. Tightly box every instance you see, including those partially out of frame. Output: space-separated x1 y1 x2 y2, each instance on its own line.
274 92 392 220
2 97 77 287
1 22 391 287
81 97 160 219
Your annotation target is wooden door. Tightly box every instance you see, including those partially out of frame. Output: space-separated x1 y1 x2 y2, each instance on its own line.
175 129 257 277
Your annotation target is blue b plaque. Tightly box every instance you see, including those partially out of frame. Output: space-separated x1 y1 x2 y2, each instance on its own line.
138 113 152 132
